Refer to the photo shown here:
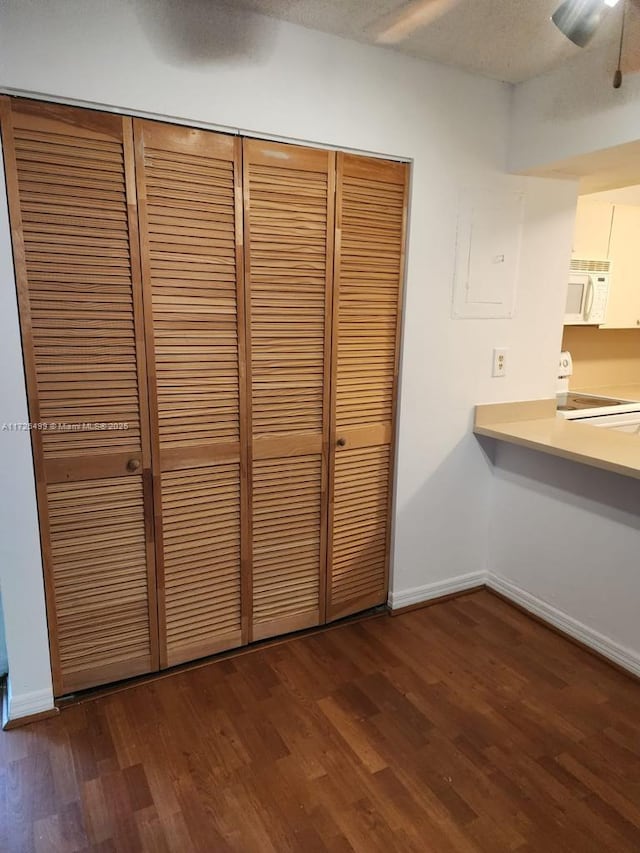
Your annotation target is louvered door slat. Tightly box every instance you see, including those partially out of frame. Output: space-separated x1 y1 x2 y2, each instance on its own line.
160 464 242 663
1 97 158 695
134 120 246 667
327 154 408 621
48 478 151 691
244 140 334 641
14 123 141 460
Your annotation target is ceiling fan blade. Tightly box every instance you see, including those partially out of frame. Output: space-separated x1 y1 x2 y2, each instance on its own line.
374 0 461 44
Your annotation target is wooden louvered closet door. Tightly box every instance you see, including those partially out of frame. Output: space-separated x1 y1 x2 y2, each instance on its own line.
134 120 247 667
0 97 158 695
3 94 408 692
327 153 408 621
243 140 335 641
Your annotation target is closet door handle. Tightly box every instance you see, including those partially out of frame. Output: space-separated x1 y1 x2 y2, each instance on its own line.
336 437 346 448
126 457 141 472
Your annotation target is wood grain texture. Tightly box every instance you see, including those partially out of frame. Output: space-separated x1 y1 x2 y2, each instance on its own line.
330 444 392 617
46 477 154 692
327 153 409 622
13 109 142 458
251 454 322 640
136 124 240 453
243 139 334 641
134 120 246 667
244 140 331 438
1 97 158 695
2 591 640 852
160 464 243 666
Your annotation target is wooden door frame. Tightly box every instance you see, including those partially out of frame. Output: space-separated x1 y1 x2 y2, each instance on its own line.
385 161 411 608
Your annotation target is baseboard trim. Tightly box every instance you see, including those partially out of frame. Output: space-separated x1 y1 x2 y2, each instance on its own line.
2 681 57 729
388 572 486 612
486 572 640 681
390 586 484 616
389 570 640 681
3 706 59 730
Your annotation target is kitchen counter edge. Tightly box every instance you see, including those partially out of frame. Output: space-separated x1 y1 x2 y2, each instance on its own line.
474 399 640 481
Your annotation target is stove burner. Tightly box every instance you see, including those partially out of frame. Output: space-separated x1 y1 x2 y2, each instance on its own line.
556 393 628 412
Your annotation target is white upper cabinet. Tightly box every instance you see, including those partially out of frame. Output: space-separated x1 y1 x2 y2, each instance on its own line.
601 204 640 329
572 198 613 260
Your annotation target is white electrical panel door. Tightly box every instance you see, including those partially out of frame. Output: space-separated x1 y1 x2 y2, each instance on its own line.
452 189 524 319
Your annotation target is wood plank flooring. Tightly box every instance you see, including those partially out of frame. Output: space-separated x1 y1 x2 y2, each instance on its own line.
1 589 640 852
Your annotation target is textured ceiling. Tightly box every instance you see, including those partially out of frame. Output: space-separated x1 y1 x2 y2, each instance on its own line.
234 0 624 83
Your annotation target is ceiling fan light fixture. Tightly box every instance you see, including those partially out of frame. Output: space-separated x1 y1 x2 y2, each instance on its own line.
551 0 610 47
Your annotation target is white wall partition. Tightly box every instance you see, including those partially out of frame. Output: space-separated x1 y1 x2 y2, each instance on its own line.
0 136 54 718
487 442 640 674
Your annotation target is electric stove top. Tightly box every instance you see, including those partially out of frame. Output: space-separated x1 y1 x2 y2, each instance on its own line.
556 392 640 420
556 392 629 412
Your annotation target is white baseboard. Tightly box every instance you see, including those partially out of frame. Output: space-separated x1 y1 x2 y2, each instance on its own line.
389 569 640 679
487 571 640 679
6 682 55 721
388 571 485 610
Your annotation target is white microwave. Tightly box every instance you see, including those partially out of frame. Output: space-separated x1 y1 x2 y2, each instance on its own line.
564 259 610 325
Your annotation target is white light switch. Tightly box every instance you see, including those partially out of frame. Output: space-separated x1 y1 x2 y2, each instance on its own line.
492 348 508 377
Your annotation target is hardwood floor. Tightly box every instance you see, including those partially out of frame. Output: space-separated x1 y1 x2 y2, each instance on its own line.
2 590 640 852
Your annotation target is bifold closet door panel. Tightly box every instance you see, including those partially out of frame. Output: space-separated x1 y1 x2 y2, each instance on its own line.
327 153 408 622
0 97 158 695
243 139 334 641
134 120 247 667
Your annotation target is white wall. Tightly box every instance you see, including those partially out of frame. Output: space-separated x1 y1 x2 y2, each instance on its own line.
0 137 54 718
495 43 640 670
487 442 640 672
0 591 8 676
0 0 578 708
393 176 577 607
510 41 640 174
